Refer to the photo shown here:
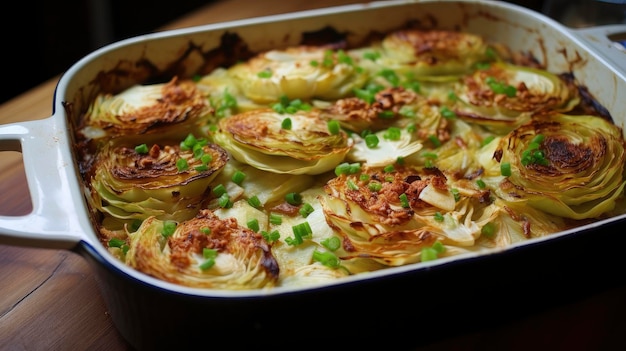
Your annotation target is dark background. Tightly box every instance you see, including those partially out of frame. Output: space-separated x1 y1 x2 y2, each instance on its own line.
1 0 545 104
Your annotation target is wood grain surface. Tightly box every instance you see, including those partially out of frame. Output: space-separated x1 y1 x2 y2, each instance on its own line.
1 1 626 350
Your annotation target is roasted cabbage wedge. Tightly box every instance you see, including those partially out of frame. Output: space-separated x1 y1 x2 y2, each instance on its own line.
355 29 491 80
213 108 353 175
491 113 626 220
123 210 279 290
319 165 494 266
228 45 369 103
452 62 580 133
77 28 626 291
87 136 229 228
80 77 213 140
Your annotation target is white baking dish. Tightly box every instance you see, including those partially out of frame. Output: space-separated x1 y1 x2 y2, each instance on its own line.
0 1 625 349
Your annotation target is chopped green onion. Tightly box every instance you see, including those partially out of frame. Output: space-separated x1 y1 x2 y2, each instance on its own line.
379 68 400 87
108 238 126 248
383 164 395 173
365 134 380 149
378 110 395 119
447 91 458 101
451 188 461 202
130 219 142 232
347 179 359 191
247 218 260 232
161 220 177 237
422 152 438 160
486 76 516 97
399 193 410 208
321 236 341 251
299 203 315 218
402 81 421 93
293 221 312 237
354 88 376 104
176 158 189 172
231 170 246 185
212 184 227 197
334 162 361 176
180 133 202 150
434 212 444 222
500 162 511 177
428 135 441 147
421 247 439 262
432 241 446 254
335 162 351 176
134 144 149 154
199 249 217 270
476 179 486 189
262 230 280 242
440 106 457 119
269 213 282 225
285 192 303 206
475 62 491 70
193 143 204 158
248 195 262 209
257 69 272 78
368 182 382 192
349 163 361 174
218 192 232 208
399 106 416 118
322 49 334 67
337 50 353 65
481 222 497 238
200 154 213 165
327 120 341 135
383 127 402 141
281 117 292 130
363 51 381 61
531 134 545 144
285 222 313 246
203 248 218 259
313 250 341 268
521 134 549 166
199 259 215 270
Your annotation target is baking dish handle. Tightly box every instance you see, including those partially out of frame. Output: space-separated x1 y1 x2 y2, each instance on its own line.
571 24 626 75
0 117 86 249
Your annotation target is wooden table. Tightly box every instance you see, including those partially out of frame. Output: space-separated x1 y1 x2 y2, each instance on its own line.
1 0 626 349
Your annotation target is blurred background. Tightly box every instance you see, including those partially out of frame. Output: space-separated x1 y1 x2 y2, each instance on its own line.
2 0 623 105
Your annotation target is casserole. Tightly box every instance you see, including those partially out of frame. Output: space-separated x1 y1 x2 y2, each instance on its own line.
1 0 625 349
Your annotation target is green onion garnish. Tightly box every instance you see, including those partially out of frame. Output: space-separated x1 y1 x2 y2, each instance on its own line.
161 220 177 237
299 203 315 218
285 192 303 206
321 236 341 251
134 144 149 154
313 250 341 268
248 195 262 209
176 158 189 172
247 218 260 232
327 120 340 135
231 170 246 185
500 162 511 177
269 213 282 225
